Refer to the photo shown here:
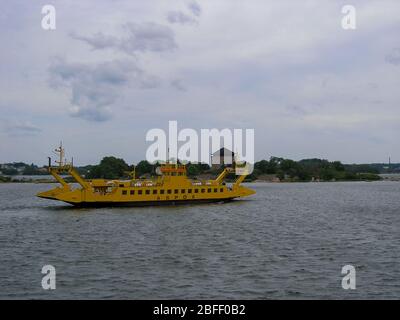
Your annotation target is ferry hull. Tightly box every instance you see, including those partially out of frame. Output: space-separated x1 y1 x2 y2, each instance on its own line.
65 198 236 208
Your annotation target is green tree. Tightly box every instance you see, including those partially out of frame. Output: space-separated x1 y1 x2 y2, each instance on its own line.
186 164 201 177
87 156 130 179
200 163 210 171
1 168 18 175
332 161 345 172
22 164 41 175
135 160 153 177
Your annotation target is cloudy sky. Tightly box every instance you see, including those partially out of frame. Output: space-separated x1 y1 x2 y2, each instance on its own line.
0 0 399 165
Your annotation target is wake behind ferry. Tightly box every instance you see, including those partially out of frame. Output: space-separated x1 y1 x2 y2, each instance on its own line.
37 144 255 207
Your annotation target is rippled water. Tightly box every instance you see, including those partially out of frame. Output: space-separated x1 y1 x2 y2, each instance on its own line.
0 182 399 299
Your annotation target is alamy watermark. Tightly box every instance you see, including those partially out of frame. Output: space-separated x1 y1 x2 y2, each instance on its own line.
341 5 357 30
41 5 355 31
145 121 255 174
41 5 56 30
341 265 356 290
41 265 56 290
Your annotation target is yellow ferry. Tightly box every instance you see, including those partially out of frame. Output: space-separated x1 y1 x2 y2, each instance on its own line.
37 144 255 207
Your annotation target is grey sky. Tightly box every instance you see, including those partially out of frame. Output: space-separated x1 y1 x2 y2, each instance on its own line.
0 0 399 165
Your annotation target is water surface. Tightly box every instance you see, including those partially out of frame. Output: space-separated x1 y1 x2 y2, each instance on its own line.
0 182 399 299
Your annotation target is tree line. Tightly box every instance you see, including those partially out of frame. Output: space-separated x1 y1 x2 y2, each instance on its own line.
1 156 391 181
250 157 381 181
78 156 383 182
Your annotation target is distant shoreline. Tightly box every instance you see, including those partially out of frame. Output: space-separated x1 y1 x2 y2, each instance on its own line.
2 172 400 184
2 176 400 184
2 157 398 184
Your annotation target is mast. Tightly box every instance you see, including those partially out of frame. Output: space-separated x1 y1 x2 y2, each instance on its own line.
167 147 170 164
54 142 65 167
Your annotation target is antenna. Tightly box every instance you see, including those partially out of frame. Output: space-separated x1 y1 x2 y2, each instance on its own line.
54 141 65 167
234 147 239 165
167 147 170 164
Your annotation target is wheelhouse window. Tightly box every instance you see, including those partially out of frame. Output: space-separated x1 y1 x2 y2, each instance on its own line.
220 188 224 192
153 190 157 195
194 189 199 193
201 189 205 193
188 189 192 194
214 188 218 192
145 190 150 195
207 188 211 193
167 190 172 194
138 190 143 195
130 190 135 195
122 190 127 195
181 189 186 194
160 190 165 194
174 189 179 194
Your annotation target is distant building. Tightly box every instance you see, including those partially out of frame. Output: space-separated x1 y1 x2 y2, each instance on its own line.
211 148 235 169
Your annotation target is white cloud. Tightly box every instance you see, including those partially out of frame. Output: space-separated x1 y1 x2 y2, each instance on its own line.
385 48 400 65
167 11 196 25
2 120 41 136
71 22 177 55
187 1 201 17
48 58 160 122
